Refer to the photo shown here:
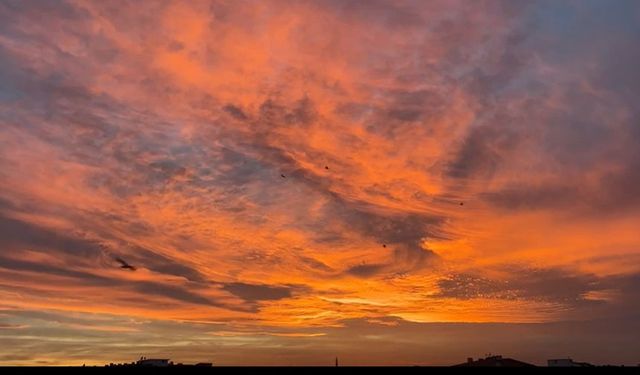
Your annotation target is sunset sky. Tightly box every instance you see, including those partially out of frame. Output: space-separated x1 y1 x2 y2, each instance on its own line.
1 0 639 366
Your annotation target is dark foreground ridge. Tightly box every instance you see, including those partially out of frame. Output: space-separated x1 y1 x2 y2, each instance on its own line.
2 354 633 369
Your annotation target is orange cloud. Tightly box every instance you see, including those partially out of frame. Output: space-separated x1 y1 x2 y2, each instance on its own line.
0 0 639 365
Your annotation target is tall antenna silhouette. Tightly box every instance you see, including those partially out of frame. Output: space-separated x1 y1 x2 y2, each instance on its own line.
335 357 338 367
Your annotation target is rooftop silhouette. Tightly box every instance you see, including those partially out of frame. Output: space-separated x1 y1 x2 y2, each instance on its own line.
453 355 535 367
106 357 212 368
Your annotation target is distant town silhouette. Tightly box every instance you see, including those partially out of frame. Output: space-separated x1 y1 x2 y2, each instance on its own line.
88 354 634 367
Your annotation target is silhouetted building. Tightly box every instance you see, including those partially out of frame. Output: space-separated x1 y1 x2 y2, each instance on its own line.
136 357 170 367
548 358 594 367
454 355 535 367
106 357 212 368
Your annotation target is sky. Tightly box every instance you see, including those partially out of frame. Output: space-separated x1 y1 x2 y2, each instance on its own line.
0 0 639 366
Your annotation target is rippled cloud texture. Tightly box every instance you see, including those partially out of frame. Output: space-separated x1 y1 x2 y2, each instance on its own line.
1 0 639 366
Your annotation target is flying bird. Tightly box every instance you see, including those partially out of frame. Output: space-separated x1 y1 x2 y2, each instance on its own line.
115 257 136 271
460 202 464 206
281 174 286 178
382 244 387 248
325 166 329 170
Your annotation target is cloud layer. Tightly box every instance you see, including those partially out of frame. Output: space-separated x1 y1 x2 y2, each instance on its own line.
0 0 639 365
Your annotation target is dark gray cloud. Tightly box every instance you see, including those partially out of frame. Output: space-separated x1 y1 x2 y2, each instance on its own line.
320 0 424 29
345 263 386 278
344 210 440 245
344 243 435 279
596 160 640 212
0 48 26 101
384 89 446 123
257 97 317 129
132 247 209 284
0 255 113 286
298 255 334 273
222 104 248 121
0 254 237 310
283 97 317 126
482 160 640 214
205 97 451 269
445 122 521 180
0 213 208 284
436 267 604 305
0 214 105 259
132 281 220 308
333 101 375 122
331 204 443 275
0 212 297 310
221 282 294 302
482 184 579 211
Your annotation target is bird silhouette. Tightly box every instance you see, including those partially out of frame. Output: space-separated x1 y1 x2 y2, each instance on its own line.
281 174 286 178
460 202 464 206
382 244 387 248
325 166 329 170
115 257 136 271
